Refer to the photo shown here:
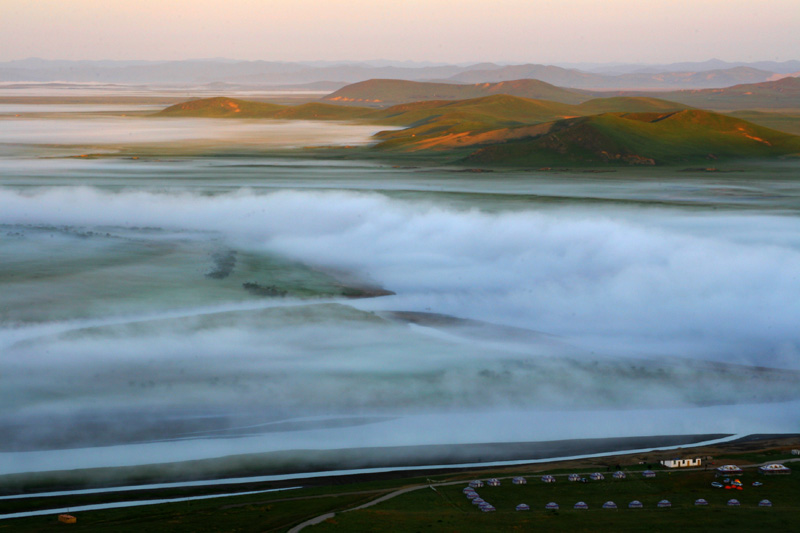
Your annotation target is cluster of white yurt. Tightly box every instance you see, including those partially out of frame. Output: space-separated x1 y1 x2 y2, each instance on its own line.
512 476 527 485
540 475 556 483
613 471 626 479
589 472 605 481
464 484 495 512
568 473 581 482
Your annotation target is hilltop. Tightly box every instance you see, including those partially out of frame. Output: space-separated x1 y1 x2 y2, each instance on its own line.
156 97 373 120
612 77 800 111
323 78 589 105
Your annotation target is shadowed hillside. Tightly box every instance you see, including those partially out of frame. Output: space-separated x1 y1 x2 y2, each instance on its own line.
464 109 800 166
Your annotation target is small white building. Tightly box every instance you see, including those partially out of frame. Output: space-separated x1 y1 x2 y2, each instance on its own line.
661 457 701 468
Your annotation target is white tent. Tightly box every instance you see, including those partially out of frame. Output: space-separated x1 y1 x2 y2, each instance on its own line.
545 502 559 510
758 499 773 507
613 471 626 479
516 503 530 511
568 473 581 482
541 475 556 483
657 499 672 508
590 472 605 481
695 499 709 506
628 500 643 508
758 463 791 475
574 501 589 510
512 476 527 485
602 501 617 509
727 499 741 506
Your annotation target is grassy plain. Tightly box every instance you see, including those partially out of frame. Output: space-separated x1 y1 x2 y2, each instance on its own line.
3 438 798 532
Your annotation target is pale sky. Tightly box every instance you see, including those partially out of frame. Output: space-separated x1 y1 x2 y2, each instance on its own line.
1 0 798 64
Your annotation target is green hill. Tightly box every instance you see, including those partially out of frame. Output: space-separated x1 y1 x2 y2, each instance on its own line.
464 109 800 166
323 78 589 105
156 97 373 120
369 95 691 152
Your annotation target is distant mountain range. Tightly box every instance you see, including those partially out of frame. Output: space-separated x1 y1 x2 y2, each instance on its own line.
324 77 800 111
2 58 798 90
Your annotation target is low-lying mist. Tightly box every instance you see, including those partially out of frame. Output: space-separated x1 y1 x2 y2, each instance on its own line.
2 185 799 469
2 186 799 365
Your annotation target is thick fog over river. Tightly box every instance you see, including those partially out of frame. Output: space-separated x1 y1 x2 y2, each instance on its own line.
1 108 799 475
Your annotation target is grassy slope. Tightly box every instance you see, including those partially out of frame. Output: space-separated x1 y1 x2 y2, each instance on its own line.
465 109 800 166
323 78 589 105
369 95 695 152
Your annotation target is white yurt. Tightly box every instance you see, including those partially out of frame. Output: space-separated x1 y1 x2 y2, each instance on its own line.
613 471 626 479
545 502 559 510
602 501 617 509
642 470 656 478
469 480 484 488
727 499 741 507
516 503 530 511
716 465 743 476
758 463 791 475
695 499 709 506
512 476 527 485
574 501 589 510
487 478 501 487
568 473 581 482
758 499 773 507
590 472 605 481
657 499 672 508
541 475 556 483
628 500 643 509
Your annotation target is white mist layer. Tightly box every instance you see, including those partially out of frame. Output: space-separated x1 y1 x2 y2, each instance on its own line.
2 186 799 367
0 117 387 146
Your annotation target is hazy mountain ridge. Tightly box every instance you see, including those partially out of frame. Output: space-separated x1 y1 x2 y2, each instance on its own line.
2 58 797 90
